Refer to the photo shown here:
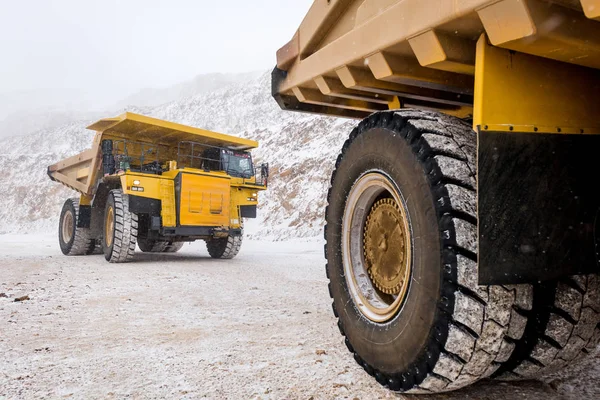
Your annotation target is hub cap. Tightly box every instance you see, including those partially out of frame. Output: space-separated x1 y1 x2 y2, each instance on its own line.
364 198 408 296
61 210 74 244
342 172 412 323
105 206 114 248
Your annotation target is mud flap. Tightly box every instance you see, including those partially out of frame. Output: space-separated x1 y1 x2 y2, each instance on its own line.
478 131 600 285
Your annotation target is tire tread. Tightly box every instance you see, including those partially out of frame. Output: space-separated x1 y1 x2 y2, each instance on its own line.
105 190 138 263
324 110 533 393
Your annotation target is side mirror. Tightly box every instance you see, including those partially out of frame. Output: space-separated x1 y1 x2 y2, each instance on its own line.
260 163 269 187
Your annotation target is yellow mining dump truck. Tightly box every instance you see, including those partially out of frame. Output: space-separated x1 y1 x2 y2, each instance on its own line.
48 112 268 263
272 0 600 394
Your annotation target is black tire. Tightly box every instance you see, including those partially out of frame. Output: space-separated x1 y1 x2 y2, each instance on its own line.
495 275 600 380
325 110 532 393
102 189 138 263
91 240 104 255
162 242 184 253
58 198 96 256
206 235 242 259
138 238 184 253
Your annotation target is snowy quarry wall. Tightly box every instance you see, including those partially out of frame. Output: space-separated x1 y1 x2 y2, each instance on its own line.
0 72 357 241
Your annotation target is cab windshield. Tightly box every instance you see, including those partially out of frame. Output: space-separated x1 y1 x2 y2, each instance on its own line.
221 150 254 179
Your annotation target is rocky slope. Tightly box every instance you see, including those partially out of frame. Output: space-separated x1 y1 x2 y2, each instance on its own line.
0 72 356 240
112 71 262 110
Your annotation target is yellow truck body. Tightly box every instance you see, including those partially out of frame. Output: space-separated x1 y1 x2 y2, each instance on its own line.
273 0 600 131
48 112 268 262
272 0 600 394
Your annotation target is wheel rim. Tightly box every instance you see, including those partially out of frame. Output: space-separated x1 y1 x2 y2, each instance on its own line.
61 210 74 244
105 205 114 248
342 172 412 323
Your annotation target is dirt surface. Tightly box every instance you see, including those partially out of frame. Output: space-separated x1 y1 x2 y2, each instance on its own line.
1 235 599 399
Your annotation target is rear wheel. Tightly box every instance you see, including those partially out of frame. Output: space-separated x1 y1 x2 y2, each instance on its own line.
206 235 242 259
102 189 138 263
138 238 184 253
91 240 103 255
58 198 95 255
495 275 600 380
325 110 532 393
163 242 184 253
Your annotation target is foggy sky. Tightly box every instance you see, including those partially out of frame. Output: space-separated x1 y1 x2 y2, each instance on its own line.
0 0 313 113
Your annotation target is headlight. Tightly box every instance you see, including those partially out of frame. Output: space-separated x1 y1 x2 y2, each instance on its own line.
133 180 140 185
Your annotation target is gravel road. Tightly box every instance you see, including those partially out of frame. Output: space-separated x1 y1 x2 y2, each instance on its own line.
1 235 599 399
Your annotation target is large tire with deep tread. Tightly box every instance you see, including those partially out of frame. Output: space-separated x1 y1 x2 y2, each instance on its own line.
138 238 184 253
58 198 96 256
206 236 242 259
91 240 103 255
325 110 533 393
162 242 184 253
85 238 103 255
495 275 600 380
102 189 138 263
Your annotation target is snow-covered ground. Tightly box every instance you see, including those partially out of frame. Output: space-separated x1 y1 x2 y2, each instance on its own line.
1 235 599 399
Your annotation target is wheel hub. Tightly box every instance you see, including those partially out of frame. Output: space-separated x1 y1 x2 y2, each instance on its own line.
363 198 407 295
62 210 74 244
342 172 413 323
105 206 114 248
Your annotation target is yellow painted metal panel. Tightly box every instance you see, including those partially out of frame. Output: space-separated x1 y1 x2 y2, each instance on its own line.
179 173 230 227
120 174 163 200
229 186 260 229
473 35 600 134
87 112 257 150
478 0 600 70
46 132 103 196
477 0 536 46
160 179 177 227
274 0 600 120
76 167 90 180
79 195 93 206
50 171 88 193
278 0 494 93
296 0 354 56
408 30 476 75
119 173 177 227
582 0 600 20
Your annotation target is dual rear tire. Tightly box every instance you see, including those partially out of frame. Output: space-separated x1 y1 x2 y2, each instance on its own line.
58 198 96 255
102 189 138 263
59 190 138 263
60 190 237 261
206 235 242 259
138 238 184 253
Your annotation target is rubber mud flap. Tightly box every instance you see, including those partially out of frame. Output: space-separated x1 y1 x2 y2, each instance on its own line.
478 131 600 285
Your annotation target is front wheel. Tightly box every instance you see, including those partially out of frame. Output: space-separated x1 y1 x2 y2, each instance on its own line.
206 235 242 259
325 110 532 393
102 189 138 263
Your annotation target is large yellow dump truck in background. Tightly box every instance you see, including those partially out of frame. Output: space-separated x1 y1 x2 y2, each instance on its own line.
48 112 268 263
272 0 600 393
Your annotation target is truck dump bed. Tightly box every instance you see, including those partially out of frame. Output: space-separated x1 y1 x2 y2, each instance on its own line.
47 112 258 196
273 0 600 119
